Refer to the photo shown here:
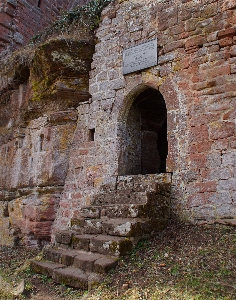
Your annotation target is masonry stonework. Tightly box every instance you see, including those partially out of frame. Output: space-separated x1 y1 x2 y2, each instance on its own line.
0 0 235 247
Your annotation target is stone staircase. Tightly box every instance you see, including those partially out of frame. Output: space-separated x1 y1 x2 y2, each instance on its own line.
31 173 172 290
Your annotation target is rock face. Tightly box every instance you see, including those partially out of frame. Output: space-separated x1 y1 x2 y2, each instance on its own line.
0 27 95 245
0 0 236 247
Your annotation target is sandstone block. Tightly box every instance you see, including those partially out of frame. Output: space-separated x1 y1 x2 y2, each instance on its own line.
73 252 103 272
53 267 88 290
31 260 65 277
93 257 118 274
84 219 103 234
102 218 146 237
90 235 134 256
43 249 65 263
91 191 152 206
219 37 233 47
102 203 148 218
55 230 72 245
185 35 206 49
189 154 206 169
80 206 101 219
60 250 81 266
218 27 236 39
231 45 236 56
209 122 235 140
72 234 91 251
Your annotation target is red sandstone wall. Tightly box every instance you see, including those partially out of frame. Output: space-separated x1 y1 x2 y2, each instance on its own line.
52 0 236 233
0 25 94 246
0 0 90 53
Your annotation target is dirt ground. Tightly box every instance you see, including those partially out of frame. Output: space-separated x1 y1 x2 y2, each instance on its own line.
0 222 235 300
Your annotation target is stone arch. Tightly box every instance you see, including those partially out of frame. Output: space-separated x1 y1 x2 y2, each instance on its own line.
117 85 168 176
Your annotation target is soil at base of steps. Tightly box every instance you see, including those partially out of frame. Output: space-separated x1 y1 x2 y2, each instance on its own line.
0 220 235 300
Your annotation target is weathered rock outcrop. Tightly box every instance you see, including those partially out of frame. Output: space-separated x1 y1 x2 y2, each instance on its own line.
0 29 95 245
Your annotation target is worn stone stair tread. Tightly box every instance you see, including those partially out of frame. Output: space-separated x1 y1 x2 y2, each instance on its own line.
84 217 150 236
30 260 66 277
72 234 133 243
44 248 80 263
89 234 134 256
93 256 119 273
53 266 102 289
102 217 147 224
81 203 149 219
43 248 66 262
53 266 88 289
90 234 131 242
104 218 151 236
73 251 118 273
73 251 103 271
91 191 153 205
101 174 172 193
72 234 97 251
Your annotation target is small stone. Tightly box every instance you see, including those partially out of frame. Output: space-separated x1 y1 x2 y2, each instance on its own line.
159 263 166 267
13 279 25 296
122 283 129 290
59 285 67 294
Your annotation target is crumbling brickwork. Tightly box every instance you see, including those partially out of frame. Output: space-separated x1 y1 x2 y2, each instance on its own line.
0 0 235 246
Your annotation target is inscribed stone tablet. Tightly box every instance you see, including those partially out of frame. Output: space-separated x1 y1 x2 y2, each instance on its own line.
122 39 157 75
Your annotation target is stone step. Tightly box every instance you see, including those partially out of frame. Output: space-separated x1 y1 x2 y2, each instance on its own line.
72 234 135 256
43 248 118 273
102 218 152 236
73 252 118 273
53 267 102 290
30 260 102 290
91 191 157 206
80 199 170 220
31 260 66 277
80 203 149 219
44 248 79 266
100 173 172 193
83 217 152 237
90 235 135 256
30 173 172 290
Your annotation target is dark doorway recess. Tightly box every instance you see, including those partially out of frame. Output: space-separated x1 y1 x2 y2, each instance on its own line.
37 0 43 8
122 88 168 175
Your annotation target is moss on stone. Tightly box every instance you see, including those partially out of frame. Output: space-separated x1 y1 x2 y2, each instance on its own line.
29 38 94 103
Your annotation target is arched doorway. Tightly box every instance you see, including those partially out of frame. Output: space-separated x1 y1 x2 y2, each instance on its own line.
119 88 168 175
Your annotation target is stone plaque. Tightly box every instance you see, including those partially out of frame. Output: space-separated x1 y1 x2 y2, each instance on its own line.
123 39 157 75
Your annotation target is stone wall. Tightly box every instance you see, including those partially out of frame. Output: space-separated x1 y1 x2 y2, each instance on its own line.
0 0 235 246
0 0 90 54
52 0 235 235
